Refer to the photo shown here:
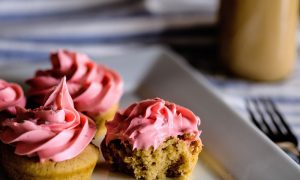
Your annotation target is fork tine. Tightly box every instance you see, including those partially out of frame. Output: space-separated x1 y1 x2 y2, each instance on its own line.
246 98 272 136
251 98 274 136
246 98 262 130
265 98 298 146
259 98 284 137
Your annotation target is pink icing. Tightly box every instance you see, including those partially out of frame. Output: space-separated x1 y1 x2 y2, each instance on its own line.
0 79 25 115
105 98 201 150
0 77 96 162
26 49 123 117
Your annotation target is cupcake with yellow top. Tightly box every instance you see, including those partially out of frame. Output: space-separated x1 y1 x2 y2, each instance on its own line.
0 77 99 180
26 49 123 137
101 98 202 180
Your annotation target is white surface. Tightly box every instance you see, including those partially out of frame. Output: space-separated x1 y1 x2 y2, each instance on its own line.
0 0 122 15
145 0 219 14
0 47 300 179
0 15 212 39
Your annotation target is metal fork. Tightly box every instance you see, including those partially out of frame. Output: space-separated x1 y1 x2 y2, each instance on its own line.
246 97 300 163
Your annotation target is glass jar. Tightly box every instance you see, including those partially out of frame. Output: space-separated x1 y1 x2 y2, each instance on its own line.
219 0 299 81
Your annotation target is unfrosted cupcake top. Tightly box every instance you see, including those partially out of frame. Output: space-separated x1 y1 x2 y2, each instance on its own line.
0 77 96 162
26 49 123 117
0 79 25 115
105 98 201 150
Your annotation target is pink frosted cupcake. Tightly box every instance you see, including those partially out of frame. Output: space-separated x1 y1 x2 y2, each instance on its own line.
26 49 123 137
101 98 202 180
0 77 99 180
0 79 26 119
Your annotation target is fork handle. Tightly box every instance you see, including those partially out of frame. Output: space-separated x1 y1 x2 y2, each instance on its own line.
277 142 300 164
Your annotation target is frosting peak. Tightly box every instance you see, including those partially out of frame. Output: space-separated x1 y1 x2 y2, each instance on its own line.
0 79 25 115
43 77 74 110
26 49 123 117
105 98 201 150
0 78 96 162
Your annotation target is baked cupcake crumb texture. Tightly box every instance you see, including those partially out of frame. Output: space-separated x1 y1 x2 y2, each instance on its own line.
102 98 202 180
102 134 202 180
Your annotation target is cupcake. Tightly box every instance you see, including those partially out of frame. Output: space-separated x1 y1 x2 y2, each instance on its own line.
26 49 123 137
0 77 99 180
101 98 202 180
0 79 26 119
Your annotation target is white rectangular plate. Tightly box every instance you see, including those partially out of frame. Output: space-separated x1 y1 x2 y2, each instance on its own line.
0 47 299 179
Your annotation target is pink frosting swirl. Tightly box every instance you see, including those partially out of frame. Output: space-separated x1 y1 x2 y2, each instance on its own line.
0 79 25 115
0 77 96 162
26 49 123 117
105 98 201 150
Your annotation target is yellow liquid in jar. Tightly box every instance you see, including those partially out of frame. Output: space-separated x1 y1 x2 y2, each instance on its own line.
219 0 299 81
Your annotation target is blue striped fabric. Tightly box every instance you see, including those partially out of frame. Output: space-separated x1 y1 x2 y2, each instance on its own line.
204 60 300 148
0 0 217 59
0 0 300 149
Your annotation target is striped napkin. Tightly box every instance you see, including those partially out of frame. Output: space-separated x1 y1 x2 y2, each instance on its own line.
203 60 300 149
0 0 299 149
0 0 218 58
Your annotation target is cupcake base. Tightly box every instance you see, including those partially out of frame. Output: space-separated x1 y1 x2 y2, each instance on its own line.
94 104 118 138
0 143 99 180
101 134 202 180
